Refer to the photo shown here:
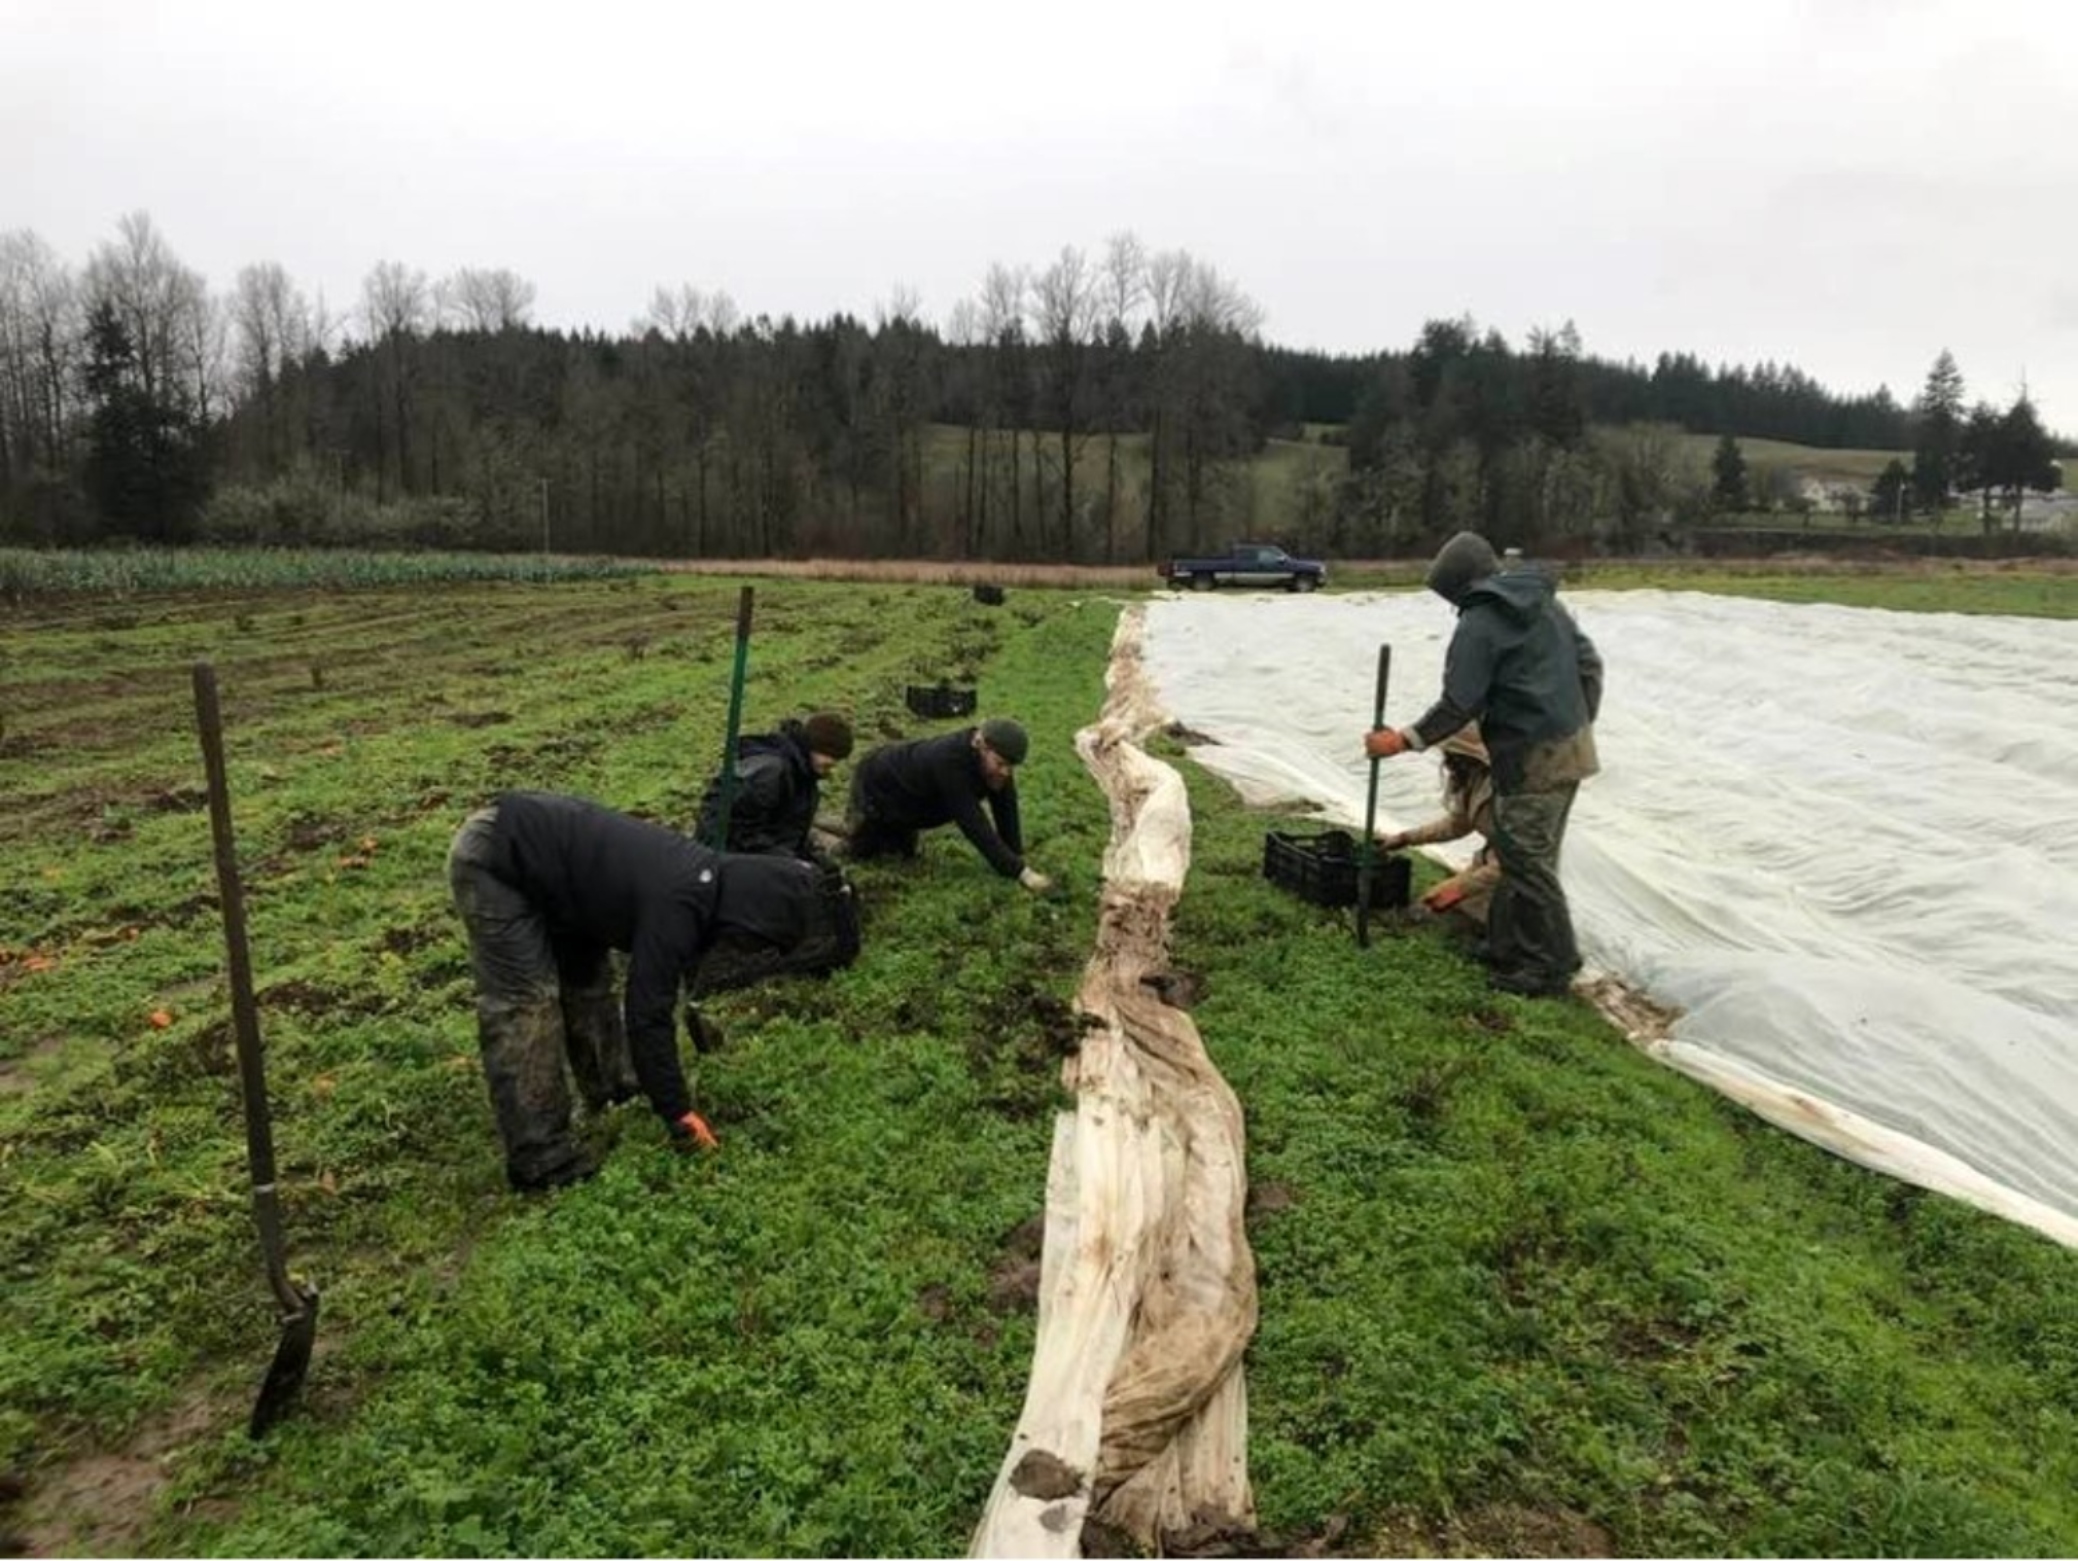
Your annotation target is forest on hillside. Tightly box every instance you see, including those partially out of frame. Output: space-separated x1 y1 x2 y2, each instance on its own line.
1 215 2066 562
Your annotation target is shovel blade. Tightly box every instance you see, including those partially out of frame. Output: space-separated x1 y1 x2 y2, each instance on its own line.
248 1285 319 1438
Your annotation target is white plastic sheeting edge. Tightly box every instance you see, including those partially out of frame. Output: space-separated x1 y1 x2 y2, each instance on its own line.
1140 588 2078 1249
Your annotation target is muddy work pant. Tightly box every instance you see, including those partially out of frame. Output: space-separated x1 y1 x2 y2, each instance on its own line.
1486 784 1582 990
447 806 641 1189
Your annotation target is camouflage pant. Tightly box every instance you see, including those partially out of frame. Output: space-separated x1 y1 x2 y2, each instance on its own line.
1486 785 1582 988
447 807 641 1187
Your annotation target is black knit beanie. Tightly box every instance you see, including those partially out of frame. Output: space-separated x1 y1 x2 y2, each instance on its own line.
802 712 854 760
979 718 1029 766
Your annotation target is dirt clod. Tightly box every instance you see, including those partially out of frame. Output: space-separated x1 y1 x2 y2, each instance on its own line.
1009 1447 1084 1502
144 785 206 814
987 1256 1042 1315
1246 1181 1299 1220
1141 968 1208 1010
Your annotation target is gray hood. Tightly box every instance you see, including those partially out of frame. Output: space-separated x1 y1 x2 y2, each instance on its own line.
1425 531 1500 604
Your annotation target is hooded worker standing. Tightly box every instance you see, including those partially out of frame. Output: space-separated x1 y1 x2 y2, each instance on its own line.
447 790 827 1191
844 718 1051 892
1365 534 1603 996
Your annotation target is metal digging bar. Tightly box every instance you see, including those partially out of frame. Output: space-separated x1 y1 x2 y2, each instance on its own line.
1356 642 1392 948
703 585 756 851
192 661 320 1437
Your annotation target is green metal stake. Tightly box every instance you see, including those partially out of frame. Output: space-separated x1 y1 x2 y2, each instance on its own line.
1357 642 1391 948
705 585 755 851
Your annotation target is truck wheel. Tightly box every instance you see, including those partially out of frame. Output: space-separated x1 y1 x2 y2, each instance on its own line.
1292 574 1318 593
1191 573 1213 592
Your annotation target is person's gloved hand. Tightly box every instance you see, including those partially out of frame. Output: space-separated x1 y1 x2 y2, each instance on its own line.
667 1110 720 1152
1421 880 1466 913
1364 726 1408 760
1018 866 1054 894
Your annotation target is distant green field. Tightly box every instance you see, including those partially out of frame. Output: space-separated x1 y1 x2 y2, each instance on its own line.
901 421 1935 554
1669 433 1904 487
922 421 1904 503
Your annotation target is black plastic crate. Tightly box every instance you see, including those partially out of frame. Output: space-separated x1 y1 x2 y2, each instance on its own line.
1262 828 1410 911
905 683 977 719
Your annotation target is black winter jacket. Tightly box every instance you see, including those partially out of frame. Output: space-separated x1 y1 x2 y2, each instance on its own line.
696 721 821 855
489 791 816 1121
849 727 1025 876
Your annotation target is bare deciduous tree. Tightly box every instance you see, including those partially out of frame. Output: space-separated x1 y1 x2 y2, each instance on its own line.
1138 249 1264 553
980 262 1029 555
873 284 929 552
360 261 430 499
361 260 430 342
0 229 83 515
231 262 319 474
1098 231 1146 560
441 267 537 332
83 212 207 412
645 284 704 342
1031 245 1101 557
945 296 984 554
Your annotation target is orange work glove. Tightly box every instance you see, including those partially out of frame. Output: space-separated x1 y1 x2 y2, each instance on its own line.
1364 726 1408 760
1422 880 1466 912
668 1110 720 1152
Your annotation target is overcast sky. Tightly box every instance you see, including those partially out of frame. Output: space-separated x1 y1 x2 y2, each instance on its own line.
6 0 2075 437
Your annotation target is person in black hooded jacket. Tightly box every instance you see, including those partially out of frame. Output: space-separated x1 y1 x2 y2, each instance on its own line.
447 790 825 1191
1364 532 1603 997
695 712 853 856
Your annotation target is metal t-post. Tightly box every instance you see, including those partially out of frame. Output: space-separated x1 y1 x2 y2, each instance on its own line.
1357 642 1391 948
705 586 755 850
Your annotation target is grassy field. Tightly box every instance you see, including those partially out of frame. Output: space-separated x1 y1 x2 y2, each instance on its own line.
3 559 2076 1555
1668 433 1905 489
910 420 1919 555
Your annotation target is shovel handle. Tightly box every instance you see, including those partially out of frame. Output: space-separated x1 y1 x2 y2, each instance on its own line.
706 586 756 850
193 662 302 1318
1357 643 1391 948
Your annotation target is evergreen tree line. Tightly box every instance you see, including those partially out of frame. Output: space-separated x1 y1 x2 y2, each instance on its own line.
2 213 2067 560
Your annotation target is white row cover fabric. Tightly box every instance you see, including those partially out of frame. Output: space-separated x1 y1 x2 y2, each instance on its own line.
1141 589 2078 1246
971 607 1256 1557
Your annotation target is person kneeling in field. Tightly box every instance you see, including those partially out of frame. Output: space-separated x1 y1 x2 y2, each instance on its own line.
844 718 1052 893
694 711 854 857
1375 723 1501 929
447 790 832 1192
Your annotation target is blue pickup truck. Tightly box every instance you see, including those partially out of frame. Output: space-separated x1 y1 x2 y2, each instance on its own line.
1160 542 1327 593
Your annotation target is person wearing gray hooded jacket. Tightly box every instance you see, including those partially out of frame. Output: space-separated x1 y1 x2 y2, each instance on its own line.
1364 532 1603 997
